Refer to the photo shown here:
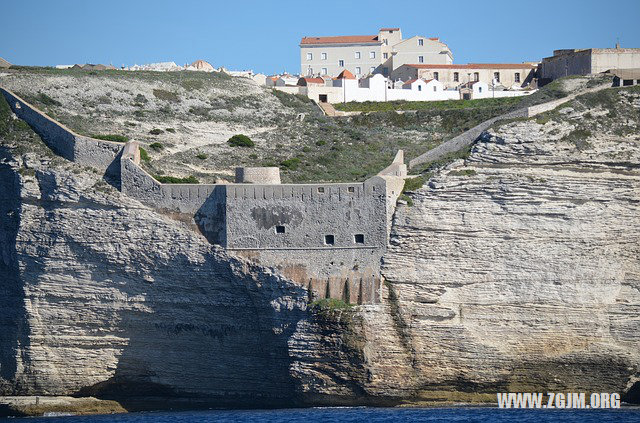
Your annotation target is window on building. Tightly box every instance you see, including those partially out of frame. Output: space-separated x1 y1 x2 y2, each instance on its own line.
307 68 313 75
514 72 520 83
355 51 361 59
383 39 388 45
306 53 312 60
433 86 437 92
275 226 285 234
317 187 325 193
494 72 500 82
321 68 327 75
354 234 365 244
434 72 439 80
418 56 424 63
454 72 459 82
383 52 388 59
324 235 335 245
355 67 361 75
370 67 375 73
339 60 344 67
418 39 424 46
370 51 375 59
418 85 422 91
479 87 483 93
321 52 327 60
474 72 479 81
348 186 355 193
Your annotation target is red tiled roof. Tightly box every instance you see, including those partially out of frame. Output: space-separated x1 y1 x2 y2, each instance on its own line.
429 37 440 41
297 77 325 85
337 69 356 79
300 35 379 45
405 63 536 69
380 27 400 31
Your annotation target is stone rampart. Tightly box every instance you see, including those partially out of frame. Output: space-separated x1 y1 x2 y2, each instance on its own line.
0 87 123 177
408 84 613 169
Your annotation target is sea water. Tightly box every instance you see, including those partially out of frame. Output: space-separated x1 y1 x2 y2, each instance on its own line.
2 406 639 422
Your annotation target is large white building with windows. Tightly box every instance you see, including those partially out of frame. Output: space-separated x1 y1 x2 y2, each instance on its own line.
299 27 453 78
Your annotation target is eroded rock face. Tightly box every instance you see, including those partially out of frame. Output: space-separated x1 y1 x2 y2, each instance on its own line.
0 151 313 407
381 95 640 400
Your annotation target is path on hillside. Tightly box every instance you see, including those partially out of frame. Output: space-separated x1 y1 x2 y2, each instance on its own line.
408 83 614 170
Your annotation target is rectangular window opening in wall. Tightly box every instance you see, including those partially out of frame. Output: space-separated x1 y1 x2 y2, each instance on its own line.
339 60 344 67
383 52 388 59
370 51 375 59
348 186 355 193
321 68 327 75
324 235 335 245
354 234 364 244
275 225 285 234
418 39 424 46
515 72 520 83
317 187 325 193
356 67 361 75
474 72 479 81
355 51 361 59
307 53 312 60
321 52 327 60
454 72 459 82
418 85 422 91
494 72 500 82
433 86 436 92
434 72 439 80
418 56 424 63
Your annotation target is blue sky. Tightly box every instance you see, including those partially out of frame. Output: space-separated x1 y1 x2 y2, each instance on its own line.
2 0 639 75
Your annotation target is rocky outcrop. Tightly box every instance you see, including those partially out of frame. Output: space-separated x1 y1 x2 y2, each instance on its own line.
381 87 640 401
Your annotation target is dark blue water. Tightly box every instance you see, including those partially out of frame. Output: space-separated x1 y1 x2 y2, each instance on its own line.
2 407 639 423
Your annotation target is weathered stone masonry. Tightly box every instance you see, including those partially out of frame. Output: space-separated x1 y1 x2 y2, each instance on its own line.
2 87 407 304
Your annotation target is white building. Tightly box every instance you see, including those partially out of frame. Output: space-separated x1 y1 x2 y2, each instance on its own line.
300 27 452 78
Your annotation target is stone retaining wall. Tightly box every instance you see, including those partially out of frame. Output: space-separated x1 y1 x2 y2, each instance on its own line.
0 88 123 177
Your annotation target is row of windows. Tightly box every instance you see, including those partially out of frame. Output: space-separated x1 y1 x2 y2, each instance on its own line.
273 227 366 245
307 51 376 61
425 72 521 83
307 66 376 75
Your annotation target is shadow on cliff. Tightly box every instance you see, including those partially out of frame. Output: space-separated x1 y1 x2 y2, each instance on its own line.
66 235 314 410
0 147 30 395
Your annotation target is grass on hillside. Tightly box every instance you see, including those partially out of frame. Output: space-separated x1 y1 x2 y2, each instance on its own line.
334 96 522 112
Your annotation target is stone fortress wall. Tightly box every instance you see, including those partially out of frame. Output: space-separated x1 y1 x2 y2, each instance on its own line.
2 87 407 304
0 88 123 179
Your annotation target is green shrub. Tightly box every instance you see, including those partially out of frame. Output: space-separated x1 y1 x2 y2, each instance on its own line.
398 193 414 207
249 153 258 159
280 157 301 170
310 298 353 311
149 142 163 151
36 92 61 106
134 93 148 104
139 147 150 162
165 127 176 133
91 134 129 142
315 140 326 146
149 128 163 135
154 175 199 184
196 153 207 160
228 134 255 147
448 169 477 177
402 176 425 192
181 79 204 91
153 89 179 103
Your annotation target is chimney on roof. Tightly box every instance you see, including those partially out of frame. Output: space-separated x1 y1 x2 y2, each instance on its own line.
615 42 621 49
